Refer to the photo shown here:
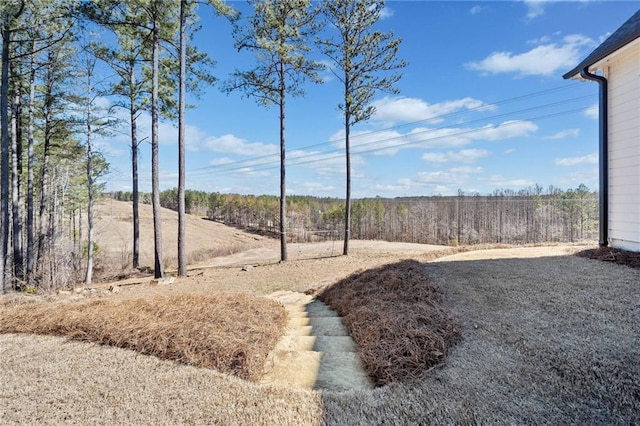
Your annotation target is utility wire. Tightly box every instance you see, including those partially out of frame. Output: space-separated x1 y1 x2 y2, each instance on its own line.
191 104 594 177
188 82 586 173
205 94 592 173
189 93 593 176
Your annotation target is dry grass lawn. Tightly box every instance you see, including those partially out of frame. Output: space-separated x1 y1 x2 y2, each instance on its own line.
1 201 638 425
92 199 271 273
1 244 638 424
0 294 286 381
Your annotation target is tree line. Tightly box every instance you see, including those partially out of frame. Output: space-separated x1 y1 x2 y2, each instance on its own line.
109 183 599 246
1 0 403 292
0 0 223 290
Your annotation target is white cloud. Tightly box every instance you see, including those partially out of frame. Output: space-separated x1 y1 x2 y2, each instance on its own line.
483 175 535 188
383 163 487 196
414 171 468 186
210 157 234 166
289 149 344 176
95 137 126 158
422 153 448 164
233 167 271 178
371 96 491 124
373 181 412 195
504 148 517 154
185 125 208 151
471 120 538 141
331 120 536 159
203 134 278 156
558 169 599 187
450 166 484 174
554 152 598 166
375 170 481 196
523 0 549 19
545 128 580 140
527 35 553 45
407 127 474 149
450 149 491 162
135 114 178 145
469 5 484 15
330 126 472 157
330 129 406 156
301 181 338 193
422 149 490 164
466 34 594 77
379 6 394 19
585 104 598 119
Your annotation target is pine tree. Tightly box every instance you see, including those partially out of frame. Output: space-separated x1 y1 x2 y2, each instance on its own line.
317 0 406 255
225 0 323 262
0 0 25 292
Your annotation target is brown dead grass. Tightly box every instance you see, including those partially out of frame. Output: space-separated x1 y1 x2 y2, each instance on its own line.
318 259 461 386
1 245 638 425
576 246 640 269
0 293 287 381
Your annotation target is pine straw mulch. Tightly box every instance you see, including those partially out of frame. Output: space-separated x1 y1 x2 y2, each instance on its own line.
318 259 461 387
576 246 640 269
0 293 287 381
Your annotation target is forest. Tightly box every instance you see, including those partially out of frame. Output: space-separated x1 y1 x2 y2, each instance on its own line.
109 182 599 246
0 0 599 294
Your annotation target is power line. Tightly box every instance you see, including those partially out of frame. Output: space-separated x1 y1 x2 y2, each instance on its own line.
210 106 589 175
189 93 594 176
188 82 586 174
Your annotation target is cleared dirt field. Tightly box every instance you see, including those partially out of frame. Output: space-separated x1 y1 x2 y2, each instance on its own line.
92 199 271 272
1 241 638 424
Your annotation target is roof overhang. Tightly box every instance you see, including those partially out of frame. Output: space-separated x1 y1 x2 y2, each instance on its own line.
565 36 640 81
563 9 640 80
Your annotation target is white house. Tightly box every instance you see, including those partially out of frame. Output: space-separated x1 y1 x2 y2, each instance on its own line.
564 9 640 252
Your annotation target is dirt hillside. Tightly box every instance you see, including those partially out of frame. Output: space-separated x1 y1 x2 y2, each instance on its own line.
93 199 270 272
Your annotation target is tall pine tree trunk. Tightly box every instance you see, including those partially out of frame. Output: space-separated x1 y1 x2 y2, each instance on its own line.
343 81 351 256
278 62 287 262
37 97 52 266
129 62 140 269
343 123 351 255
177 0 187 276
151 14 164 278
1 25 11 292
84 92 95 285
11 72 24 285
26 44 36 283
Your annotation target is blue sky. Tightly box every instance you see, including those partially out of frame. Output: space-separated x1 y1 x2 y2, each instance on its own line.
99 1 639 198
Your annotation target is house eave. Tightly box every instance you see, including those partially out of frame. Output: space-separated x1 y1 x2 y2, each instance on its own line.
565 37 640 80
563 9 640 80
590 37 640 72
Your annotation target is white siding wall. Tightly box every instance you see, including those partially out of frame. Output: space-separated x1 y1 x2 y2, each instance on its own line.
605 44 640 251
